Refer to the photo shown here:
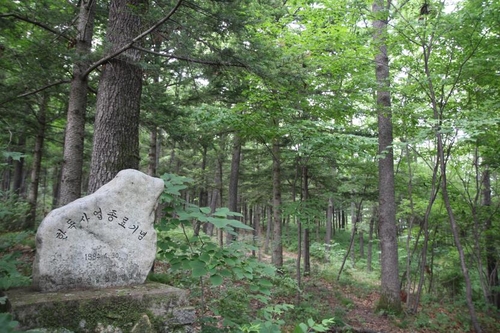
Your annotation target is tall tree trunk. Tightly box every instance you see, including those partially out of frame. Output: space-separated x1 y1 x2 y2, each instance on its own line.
359 209 364 258
206 156 222 238
302 165 310 275
227 135 241 244
350 201 357 267
51 164 62 209
437 134 481 332
88 0 146 193
1 156 11 192
148 127 158 176
483 168 499 309
367 205 377 272
373 0 401 312
194 144 208 236
147 41 162 178
264 204 272 254
13 136 26 195
325 197 334 262
271 139 283 267
25 95 48 229
60 0 96 205
296 214 302 304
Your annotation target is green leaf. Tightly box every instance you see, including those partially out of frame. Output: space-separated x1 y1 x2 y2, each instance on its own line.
219 268 232 277
209 274 223 286
200 207 211 214
226 219 254 230
259 279 273 287
199 252 211 263
295 323 308 333
192 265 208 278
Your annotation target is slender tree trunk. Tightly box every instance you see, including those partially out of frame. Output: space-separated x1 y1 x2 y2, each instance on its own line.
88 0 146 192
341 209 346 229
373 0 401 312
25 95 48 229
147 41 162 178
194 145 208 236
302 165 310 275
207 157 222 237
350 201 357 267
13 136 26 195
325 197 334 262
271 139 283 267
51 164 62 209
1 156 11 192
359 222 364 259
257 205 263 260
60 0 96 205
148 127 158 176
437 134 481 332
367 205 377 272
264 204 272 254
483 168 499 309
227 135 241 244
296 215 302 304
252 206 258 257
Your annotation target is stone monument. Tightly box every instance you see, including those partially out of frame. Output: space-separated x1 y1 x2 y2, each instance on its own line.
33 169 164 292
6 169 196 332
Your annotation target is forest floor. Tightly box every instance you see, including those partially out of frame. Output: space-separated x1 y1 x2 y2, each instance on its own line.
4 235 499 332
259 250 408 333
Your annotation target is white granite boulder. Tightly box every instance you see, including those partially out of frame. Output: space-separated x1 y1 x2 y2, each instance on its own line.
33 169 164 292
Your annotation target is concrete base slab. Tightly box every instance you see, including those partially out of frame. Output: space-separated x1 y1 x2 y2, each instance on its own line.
5 282 195 332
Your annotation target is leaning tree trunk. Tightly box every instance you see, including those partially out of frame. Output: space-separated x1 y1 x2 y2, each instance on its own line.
88 0 146 193
59 0 96 205
437 134 481 332
373 0 401 313
25 95 48 230
271 138 283 267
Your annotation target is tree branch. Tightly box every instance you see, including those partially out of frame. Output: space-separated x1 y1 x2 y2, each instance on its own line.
0 13 71 41
82 0 184 78
0 80 71 106
132 45 247 68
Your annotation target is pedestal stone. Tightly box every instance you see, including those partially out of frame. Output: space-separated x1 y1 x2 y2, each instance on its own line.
33 169 164 292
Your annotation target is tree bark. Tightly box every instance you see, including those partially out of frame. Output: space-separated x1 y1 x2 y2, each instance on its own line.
271 139 283 267
483 168 499 309
88 0 146 193
59 0 96 205
148 126 158 176
25 95 48 230
302 165 310 275
350 201 357 267
359 214 364 259
325 197 334 262
264 204 272 254
373 0 401 313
